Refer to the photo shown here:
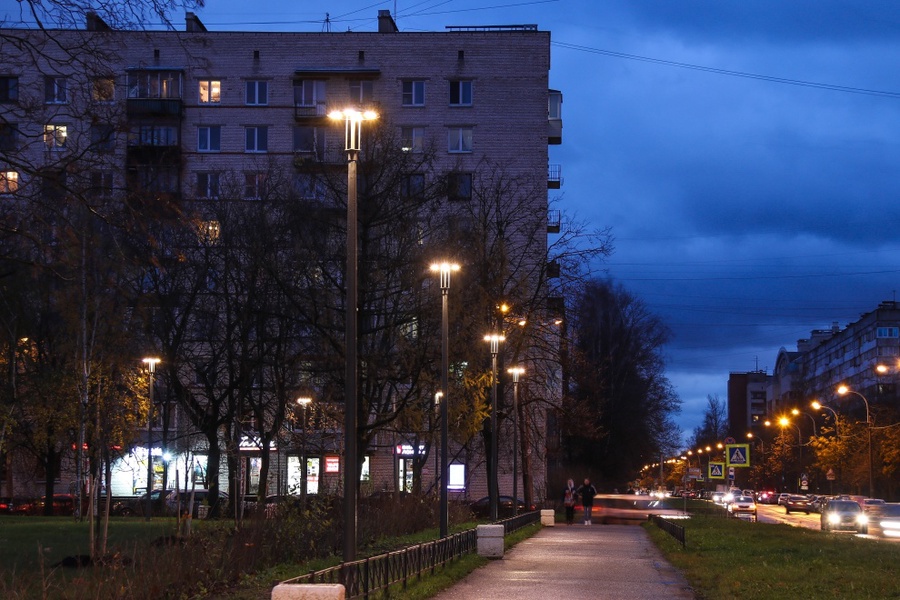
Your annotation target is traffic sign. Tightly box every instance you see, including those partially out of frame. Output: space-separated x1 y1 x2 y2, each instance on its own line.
708 462 725 479
725 443 750 467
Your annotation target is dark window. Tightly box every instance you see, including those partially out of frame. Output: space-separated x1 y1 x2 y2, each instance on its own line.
402 80 424 106
196 172 220 199
90 124 115 152
90 171 114 198
0 76 18 103
449 80 472 106
401 173 425 199
447 172 472 201
0 122 17 151
44 76 67 103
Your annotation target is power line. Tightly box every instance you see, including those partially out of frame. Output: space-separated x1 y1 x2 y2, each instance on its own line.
552 40 900 99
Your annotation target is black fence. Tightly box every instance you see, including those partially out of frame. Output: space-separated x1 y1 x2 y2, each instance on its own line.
281 510 540 599
650 514 685 548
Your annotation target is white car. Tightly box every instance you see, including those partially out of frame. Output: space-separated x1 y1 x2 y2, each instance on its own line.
728 495 758 521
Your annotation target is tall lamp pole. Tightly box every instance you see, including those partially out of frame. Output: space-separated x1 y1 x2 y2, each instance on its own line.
811 401 840 437
330 107 377 563
297 396 313 509
484 334 505 521
508 367 524 516
837 385 874 498
431 262 459 538
142 357 160 521
778 417 802 492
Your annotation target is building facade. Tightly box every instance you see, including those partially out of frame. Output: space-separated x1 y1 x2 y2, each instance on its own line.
0 12 563 506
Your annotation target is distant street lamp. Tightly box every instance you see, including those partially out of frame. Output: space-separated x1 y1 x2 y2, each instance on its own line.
430 262 459 538
329 106 377 563
837 385 874 497
484 333 505 521
142 357 160 521
507 366 525 516
297 396 313 508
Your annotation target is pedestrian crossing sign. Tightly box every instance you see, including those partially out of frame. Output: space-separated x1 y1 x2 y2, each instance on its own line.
725 443 750 467
708 462 725 479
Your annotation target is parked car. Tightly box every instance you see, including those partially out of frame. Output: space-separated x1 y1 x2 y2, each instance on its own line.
727 495 757 521
0 497 31 515
865 503 900 539
862 498 886 513
776 493 791 506
820 499 867 533
469 496 534 519
784 495 811 515
26 494 79 516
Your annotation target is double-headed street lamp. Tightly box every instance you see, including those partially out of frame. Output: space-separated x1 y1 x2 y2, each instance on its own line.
430 262 459 538
329 107 378 563
837 385 874 498
142 357 160 521
811 400 840 436
484 333 505 521
507 366 525 516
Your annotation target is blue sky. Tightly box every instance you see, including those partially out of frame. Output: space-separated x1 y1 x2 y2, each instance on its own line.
5 0 900 443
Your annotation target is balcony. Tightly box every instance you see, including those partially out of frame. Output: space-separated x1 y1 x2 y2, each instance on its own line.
548 164 561 189
547 260 560 279
548 89 562 145
294 103 328 120
547 209 561 234
126 98 183 118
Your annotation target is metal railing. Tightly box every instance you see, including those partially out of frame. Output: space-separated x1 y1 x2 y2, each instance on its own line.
281 510 540 599
650 514 685 548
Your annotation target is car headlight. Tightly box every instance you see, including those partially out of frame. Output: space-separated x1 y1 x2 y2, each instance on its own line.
827 513 841 524
857 514 868 525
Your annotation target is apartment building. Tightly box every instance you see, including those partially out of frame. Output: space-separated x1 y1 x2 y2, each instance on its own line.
0 11 563 505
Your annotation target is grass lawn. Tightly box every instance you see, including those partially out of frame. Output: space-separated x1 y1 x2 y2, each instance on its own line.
645 513 900 599
0 516 182 574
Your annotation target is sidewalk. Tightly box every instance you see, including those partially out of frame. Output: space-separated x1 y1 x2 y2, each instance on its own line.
430 523 695 600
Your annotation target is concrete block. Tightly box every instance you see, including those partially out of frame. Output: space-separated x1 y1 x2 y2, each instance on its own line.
540 508 556 526
271 583 345 600
477 523 505 558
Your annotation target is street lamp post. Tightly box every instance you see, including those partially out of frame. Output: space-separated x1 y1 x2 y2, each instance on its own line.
430 262 459 538
778 417 802 492
142 357 160 521
837 385 874 498
791 408 818 436
484 333 505 521
508 367 525 516
811 400 840 436
297 396 313 509
330 107 377 563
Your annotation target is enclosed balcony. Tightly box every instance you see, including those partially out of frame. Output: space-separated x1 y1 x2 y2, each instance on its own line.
548 89 563 145
548 164 561 189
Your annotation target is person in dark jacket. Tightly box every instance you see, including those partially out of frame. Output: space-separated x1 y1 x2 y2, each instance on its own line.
576 478 598 525
562 478 577 525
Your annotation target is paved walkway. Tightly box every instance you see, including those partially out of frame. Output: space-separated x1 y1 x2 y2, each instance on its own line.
430 523 695 600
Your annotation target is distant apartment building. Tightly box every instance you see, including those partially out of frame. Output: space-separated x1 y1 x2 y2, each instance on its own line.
727 370 770 436
0 12 563 503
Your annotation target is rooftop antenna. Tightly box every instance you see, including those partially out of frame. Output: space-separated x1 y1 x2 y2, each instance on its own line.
322 13 331 32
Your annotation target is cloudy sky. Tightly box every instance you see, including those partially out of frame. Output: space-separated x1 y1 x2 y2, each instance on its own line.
4 0 900 442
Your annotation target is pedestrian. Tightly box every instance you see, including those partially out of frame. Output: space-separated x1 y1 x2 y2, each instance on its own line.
562 478 577 525
576 478 598 525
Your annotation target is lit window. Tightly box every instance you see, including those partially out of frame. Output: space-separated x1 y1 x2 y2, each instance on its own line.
44 124 68 150
448 127 472 153
245 126 268 153
199 220 220 242
92 77 115 102
199 79 221 103
0 171 18 194
449 80 472 106
448 464 465 490
246 80 268 105
402 80 425 106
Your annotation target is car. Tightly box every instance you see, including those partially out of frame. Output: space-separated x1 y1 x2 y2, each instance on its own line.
727 495 757 521
756 490 778 505
710 491 725 505
820 499 867 533
26 494 79 516
862 498 886 513
865 503 900 539
469 495 534 519
810 495 830 513
0 497 31 515
776 493 791 506
784 495 811 514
